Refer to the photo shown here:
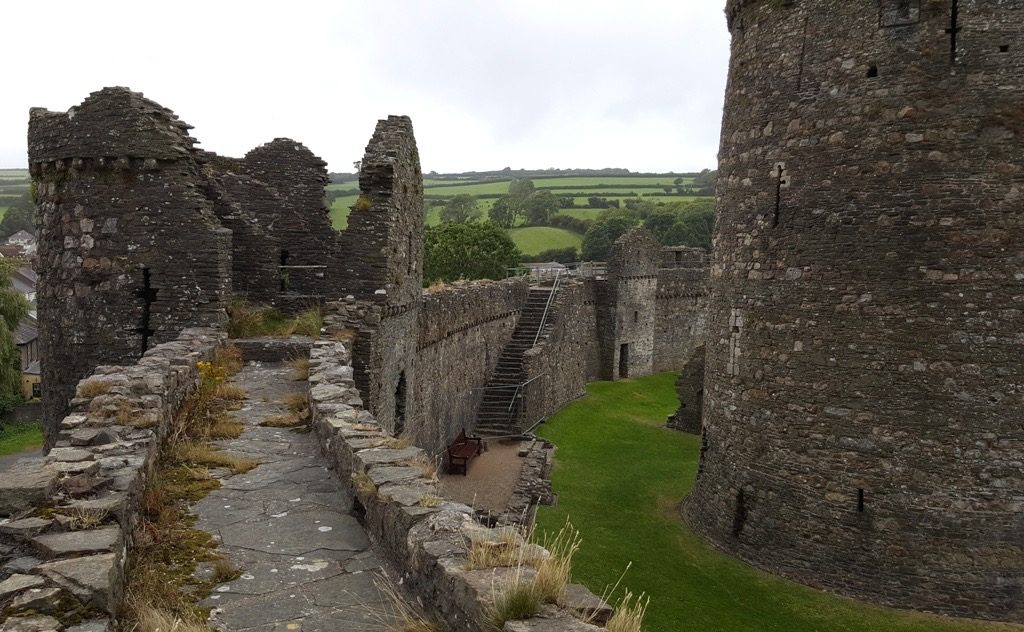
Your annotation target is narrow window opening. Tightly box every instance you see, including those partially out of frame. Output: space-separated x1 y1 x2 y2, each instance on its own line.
857 488 865 512
674 250 683 264
696 431 709 476
279 249 290 292
633 310 639 323
867 65 879 78
732 488 748 537
618 344 630 379
394 371 407 436
135 267 158 355
946 0 961 64
772 164 784 227
999 45 1010 53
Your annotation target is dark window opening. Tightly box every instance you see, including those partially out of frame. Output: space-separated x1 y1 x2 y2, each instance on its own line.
134 267 159 355
633 310 639 323
696 431 709 476
946 0 961 64
674 251 683 264
999 45 1010 53
31 382 41 399
618 344 629 379
279 250 290 292
394 371 407 436
857 488 865 512
732 488 748 537
867 65 879 78
732 326 741 334
772 164 785 228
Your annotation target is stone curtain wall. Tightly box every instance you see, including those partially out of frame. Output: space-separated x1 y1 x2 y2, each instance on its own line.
653 250 708 373
685 0 1024 622
521 280 601 429
412 279 528 455
307 339 608 631
0 328 224 629
241 140 336 297
666 345 705 434
30 88 231 448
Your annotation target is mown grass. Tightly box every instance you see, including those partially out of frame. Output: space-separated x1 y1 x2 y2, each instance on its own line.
508 227 583 256
535 373 1012 632
0 421 43 457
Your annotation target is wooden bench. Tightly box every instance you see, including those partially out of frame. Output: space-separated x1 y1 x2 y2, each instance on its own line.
447 430 485 475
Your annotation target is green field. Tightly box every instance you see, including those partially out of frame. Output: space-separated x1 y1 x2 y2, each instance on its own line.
508 226 582 256
0 422 43 457
535 374 1008 632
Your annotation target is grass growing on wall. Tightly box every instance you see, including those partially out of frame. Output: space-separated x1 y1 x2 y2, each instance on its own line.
535 373 1010 632
0 421 42 456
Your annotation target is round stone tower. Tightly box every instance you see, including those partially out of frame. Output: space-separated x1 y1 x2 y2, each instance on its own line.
684 0 1023 622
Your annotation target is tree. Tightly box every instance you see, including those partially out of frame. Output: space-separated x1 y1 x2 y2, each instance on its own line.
424 222 522 283
488 196 521 228
439 194 481 224
523 191 558 226
508 178 535 200
0 259 29 413
0 193 35 241
580 214 640 261
673 177 684 186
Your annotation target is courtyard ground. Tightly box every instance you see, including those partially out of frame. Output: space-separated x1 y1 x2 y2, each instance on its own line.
534 372 1018 632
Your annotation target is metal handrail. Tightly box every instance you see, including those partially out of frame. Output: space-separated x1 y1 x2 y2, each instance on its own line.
506 373 546 414
532 269 563 347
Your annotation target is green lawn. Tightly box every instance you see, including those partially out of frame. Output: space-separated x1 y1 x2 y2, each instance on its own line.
535 374 1009 632
0 422 43 457
508 226 583 256
0 207 7 221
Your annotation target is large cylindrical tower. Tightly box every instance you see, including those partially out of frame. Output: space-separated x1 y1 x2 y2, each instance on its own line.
684 0 1023 622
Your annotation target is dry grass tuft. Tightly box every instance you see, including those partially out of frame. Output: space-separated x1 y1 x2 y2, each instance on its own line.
386 435 412 450
171 443 259 475
401 454 438 480
533 521 582 605
215 384 247 401
128 604 211 632
208 416 244 440
487 571 542 632
288 356 311 381
283 392 308 413
61 507 109 530
330 328 355 343
352 471 378 498
211 557 242 584
465 527 526 571
260 412 306 428
361 575 443 632
418 494 444 508
606 590 649 632
214 344 244 376
78 380 112 398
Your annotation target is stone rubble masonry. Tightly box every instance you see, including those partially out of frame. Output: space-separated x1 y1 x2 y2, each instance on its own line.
29 88 232 448
654 249 708 373
241 139 337 297
307 339 607 631
666 345 705 434
0 327 225 631
685 0 1023 622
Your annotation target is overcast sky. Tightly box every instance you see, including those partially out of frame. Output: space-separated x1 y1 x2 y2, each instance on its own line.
0 1 730 173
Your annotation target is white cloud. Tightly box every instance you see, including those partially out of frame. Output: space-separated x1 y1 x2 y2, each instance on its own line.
0 0 729 173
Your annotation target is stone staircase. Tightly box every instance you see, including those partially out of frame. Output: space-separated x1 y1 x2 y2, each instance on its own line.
474 286 553 437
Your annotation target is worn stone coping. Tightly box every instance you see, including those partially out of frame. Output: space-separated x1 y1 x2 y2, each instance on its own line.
232 336 314 363
0 327 226 631
307 339 608 631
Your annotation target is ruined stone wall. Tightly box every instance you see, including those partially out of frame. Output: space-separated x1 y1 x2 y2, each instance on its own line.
685 0 1024 622
336 117 424 305
307 340 609 631
653 264 708 372
597 229 660 380
199 155 281 306
521 280 601 427
0 328 224 629
666 345 704 434
30 88 231 447
412 279 527 455
241 139 335 297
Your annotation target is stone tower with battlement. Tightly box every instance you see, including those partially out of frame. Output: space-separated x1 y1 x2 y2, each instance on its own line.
684 0 1023 622
29 87 231 447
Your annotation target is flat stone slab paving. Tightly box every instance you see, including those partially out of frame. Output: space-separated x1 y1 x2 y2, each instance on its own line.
193 361 408 631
